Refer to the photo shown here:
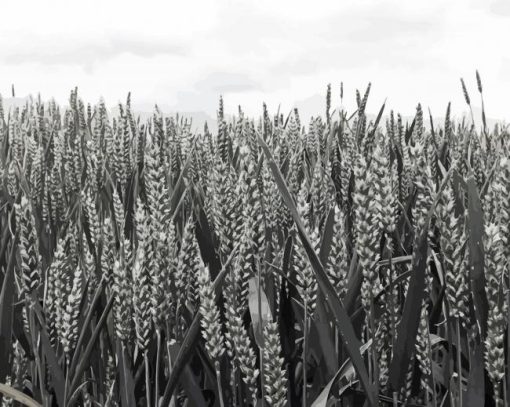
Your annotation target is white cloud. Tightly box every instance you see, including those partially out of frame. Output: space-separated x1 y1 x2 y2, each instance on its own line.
0 0 509 123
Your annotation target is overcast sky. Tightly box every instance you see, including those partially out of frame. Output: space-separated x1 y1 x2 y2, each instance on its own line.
1 0 509 122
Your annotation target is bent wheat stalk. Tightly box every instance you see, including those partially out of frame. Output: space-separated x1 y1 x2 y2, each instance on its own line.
0 383 42 407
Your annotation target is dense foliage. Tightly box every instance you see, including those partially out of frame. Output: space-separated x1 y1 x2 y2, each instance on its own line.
0 74 508 406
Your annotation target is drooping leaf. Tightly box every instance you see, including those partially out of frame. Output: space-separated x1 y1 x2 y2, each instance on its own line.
313 297 338 378
318 207 335 265
67 294 115 406
311 340 372 407
0 383 42 407
0 242 16 384
32 301 65 407
388 228 429 393
248 277 273 348
465 172 488 338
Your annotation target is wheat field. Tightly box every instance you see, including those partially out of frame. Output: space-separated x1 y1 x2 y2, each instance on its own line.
0 73 508 407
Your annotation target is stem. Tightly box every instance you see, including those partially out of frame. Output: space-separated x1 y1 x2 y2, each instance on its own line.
166 339 176 407
258 265 266 405
232 366 240 407
367 326 373 384
392 391 398 407
122 343 130 407
259 347 266 406
29 305 44 403
445 317 455 407
495 385 501 407
145 351 151 407
155 330 161 407
215 361 225 407
63 358 69 407
369 296 379 403
387 238 397 351
506 289 510 407
456 318 462 407
303 301 307 407
334 326 339 361
468 105 475 130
